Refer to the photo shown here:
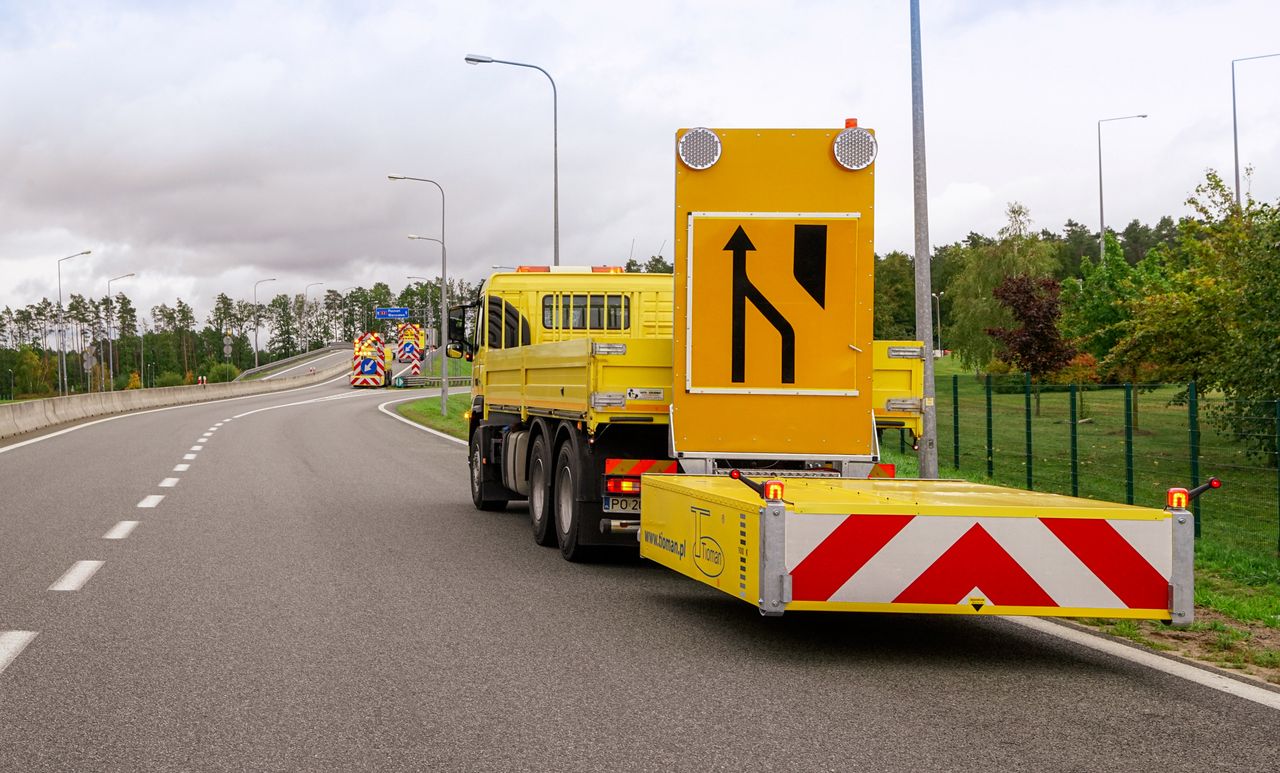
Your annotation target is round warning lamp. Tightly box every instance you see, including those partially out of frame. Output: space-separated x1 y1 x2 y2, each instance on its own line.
833 127 878 170
678 128 722 170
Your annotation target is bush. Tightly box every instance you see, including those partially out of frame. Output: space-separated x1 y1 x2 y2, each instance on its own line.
125 371 141 389
207 362 240 383
155 371 185 388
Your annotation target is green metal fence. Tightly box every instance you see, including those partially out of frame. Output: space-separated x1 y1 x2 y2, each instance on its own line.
933 373 1280 567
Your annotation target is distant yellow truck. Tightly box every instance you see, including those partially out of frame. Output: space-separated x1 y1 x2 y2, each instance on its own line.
446 124 1197 626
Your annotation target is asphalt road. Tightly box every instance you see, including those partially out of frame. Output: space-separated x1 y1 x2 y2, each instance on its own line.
2 378 1278 772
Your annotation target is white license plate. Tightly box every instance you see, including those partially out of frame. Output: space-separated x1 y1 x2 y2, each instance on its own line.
603 496 641 513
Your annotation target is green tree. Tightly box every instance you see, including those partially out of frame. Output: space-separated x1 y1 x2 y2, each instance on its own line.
873 251 916 340
986 274 1074 414
1060 232 1136 364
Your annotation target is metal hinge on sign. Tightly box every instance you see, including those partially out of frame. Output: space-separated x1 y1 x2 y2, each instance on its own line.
885 398 922 412
887 346 925 359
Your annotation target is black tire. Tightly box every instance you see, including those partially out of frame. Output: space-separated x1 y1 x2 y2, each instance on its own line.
528 435 556 546
553 442 593 562
470 429 508 512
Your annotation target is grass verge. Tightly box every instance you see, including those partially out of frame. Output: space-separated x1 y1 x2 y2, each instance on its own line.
395 393 472 440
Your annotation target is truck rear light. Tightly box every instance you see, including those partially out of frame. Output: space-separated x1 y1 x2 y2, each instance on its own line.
606 477 642 494
763 480 785 500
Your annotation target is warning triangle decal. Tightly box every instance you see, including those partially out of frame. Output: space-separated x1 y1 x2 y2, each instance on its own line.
894 524 1057 607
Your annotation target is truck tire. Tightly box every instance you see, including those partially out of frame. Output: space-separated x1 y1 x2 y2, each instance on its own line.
553 442 593 562
470 429 508 512
528 434 556 546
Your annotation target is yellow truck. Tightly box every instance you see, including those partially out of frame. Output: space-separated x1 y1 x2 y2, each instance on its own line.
448 125 1203 624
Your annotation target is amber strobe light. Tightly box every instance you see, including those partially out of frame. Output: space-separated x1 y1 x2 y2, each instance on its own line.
1167 488 1189 509
763 480 785 500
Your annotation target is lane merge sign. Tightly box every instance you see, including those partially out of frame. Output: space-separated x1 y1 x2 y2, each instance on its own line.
375 307 410 320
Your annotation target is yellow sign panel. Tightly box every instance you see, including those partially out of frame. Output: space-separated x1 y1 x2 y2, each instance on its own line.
687 213 864 394
673 127 876 458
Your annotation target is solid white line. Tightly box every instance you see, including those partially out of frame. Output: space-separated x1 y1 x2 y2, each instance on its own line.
0 631 37 675
137 494 164 508
0 373 348 456
376 396 467 446
1007 617 1280 712
183 453 197 460
190 445 203 451
49 560 104 591
103 521 139 540
159 477 179 488
173 463 190 472
231 389 381 419
262 350 346 380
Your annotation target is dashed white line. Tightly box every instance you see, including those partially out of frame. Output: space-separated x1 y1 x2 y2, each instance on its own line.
208 427 219 432
215 422 225 427
0 631 38 676
173 463 190 472
49 560 105 591
103 521 139 540
137 495 164 508
190 445 203 451
159 477 180 488
183 453 197 460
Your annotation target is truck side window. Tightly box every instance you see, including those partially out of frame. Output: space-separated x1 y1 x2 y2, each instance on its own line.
487 295 530 349
541 294 630 330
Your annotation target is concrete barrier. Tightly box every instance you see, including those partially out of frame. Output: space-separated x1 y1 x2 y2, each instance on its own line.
0 363 349 441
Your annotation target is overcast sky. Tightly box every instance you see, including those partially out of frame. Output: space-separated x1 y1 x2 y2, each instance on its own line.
2 0 1278 322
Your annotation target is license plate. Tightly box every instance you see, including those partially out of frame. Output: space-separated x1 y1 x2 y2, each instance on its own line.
603 496 641 513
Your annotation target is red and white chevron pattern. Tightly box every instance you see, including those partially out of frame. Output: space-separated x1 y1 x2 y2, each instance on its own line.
786 513 1171 611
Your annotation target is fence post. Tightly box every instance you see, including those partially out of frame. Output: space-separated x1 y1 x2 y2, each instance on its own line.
985 374 994 478
952 374 960 470
899 428 905 454
1188 381 1201 538
1124 382 1134 505
1069 383 1079 497
1024 371 1033 491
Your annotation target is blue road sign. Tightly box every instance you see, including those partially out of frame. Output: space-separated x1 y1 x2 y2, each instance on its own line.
360 358 379 375
375 307 410 320
402 342 417 355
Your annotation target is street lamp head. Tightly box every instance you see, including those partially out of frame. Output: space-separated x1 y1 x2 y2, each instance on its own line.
79 250 92 257
465 54 494 65
1138 114 1148 118
388 175 406 180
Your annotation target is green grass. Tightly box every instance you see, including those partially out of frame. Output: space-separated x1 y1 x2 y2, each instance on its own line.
396 393 472 440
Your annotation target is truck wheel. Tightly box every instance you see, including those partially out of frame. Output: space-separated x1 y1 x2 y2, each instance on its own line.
470 429 508 512
554 442 593 562
528 435 556 546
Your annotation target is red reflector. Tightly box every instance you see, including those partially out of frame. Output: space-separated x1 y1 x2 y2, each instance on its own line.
1167 488 1189 509
869 463 896 479
606 477 641 494
1209 478 1222 489
763 480 784 500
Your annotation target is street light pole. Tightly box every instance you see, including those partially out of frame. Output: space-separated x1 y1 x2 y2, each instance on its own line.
304 282 324 351
1231 52 1280 208
909 0 938 479
390 174 450 417
1097 114 1147 260
408 236 449 417
55 250 91 396
106 272 135 391
931 291 945 352
252 278 277 369
464 54 559 266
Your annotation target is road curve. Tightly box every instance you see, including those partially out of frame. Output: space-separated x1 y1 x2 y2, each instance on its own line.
1 379 1277 771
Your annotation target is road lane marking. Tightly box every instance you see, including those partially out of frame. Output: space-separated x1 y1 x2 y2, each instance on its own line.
0 373 348 455
49 560 105 591
190 445 203 451
200 435 211 440
1007 617 1280 711
103 521 139 540
0 631 37 676
208 427 218 432
137 495 164 508
376 396 468 446
173 463 190 472
231 390 381 419
262 350 347 380
183 453 197 460
159 478 179 488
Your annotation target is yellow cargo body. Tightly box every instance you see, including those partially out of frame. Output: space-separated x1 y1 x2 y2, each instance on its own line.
639 475 1193 623
673 128 877 461
872 340 924 439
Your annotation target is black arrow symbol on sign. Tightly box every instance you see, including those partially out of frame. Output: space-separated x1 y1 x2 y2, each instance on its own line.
727 225 795 384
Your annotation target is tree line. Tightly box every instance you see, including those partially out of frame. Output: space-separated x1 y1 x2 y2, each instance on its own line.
873 169 1279 458
0 277 476 397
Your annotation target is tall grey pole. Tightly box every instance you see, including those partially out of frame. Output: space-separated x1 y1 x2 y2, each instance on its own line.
391 175 449 416
304 282 324 351
253 278 277 369
464 55 559 265
1231 53 1280 208
55 250 91 396
1096 114 1148 259
910 0 938 478
106 272 134 391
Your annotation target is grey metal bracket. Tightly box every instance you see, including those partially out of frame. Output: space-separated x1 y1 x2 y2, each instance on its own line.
1169 507 1194 626
758 502 790 616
